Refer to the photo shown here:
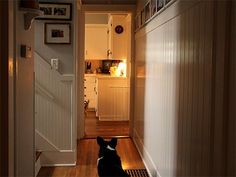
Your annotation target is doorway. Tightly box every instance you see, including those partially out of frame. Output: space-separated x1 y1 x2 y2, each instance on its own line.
83 12 132 138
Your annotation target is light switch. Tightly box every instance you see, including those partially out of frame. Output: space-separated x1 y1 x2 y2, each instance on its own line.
51 58 59 70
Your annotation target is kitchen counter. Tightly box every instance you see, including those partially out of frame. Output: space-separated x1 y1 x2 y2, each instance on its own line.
84 73 96 77
84 73 129 121
84 73 127 78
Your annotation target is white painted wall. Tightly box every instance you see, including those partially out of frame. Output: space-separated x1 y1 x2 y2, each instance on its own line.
85 14 108 24
15 1 35 176
134 1 215 176
34 0 78 165
34 0 75 74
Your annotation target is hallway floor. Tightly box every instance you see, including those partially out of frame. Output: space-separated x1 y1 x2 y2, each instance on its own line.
84 110 129 138
37 138 145 177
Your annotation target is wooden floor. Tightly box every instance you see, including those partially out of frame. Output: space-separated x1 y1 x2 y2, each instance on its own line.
37 138 145 177
84 110 129 138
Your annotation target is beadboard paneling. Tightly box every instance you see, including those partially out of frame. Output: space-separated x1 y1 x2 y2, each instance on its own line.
97 78 130 121
133 1 213 176
35 54 73 151
97 77 129 121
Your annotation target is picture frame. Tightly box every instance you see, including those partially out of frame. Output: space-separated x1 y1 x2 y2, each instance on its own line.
135 13 142 30
135 0 175 31
144 1 151 22
157 0 165 12
37 2 72 20
44 23 71 44
141 9 145 25
151 0 157 16
138 13 142 27
165 0 172 4
135 15 139 30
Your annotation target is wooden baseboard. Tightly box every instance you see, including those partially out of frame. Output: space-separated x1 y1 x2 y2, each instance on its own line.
133 129 160 177
40 151 76 166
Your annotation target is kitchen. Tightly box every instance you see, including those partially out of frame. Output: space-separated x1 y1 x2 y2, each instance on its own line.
84 13 131 137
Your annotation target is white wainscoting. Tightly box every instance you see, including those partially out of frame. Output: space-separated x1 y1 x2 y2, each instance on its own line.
134 1 214 176
35 52 74 153
97 77 130 121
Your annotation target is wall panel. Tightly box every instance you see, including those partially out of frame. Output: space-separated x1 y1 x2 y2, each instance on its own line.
133 1 214 176
15 1 35 175
35 53 74 151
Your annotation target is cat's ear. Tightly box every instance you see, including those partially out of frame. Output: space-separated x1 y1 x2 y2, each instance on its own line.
97 136 105 146
110 138 117 148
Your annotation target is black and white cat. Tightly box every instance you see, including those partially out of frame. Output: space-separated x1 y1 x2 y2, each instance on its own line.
97 136 130 177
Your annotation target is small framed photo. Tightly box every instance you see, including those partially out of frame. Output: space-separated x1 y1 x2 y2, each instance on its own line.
141 9 145 25
135 13 142 30
44 23 71 44
151 0 157 16
144 1 151 22
37 2 72 20
157 0 165 12
165 0 172 4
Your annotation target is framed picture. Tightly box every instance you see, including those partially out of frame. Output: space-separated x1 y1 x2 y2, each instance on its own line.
151 0 157 16
144 1 151 22
138 13 141 29
37 2 72 20
157 0 165 12
141 9 145 25
44 23 71 44
135 13 142 30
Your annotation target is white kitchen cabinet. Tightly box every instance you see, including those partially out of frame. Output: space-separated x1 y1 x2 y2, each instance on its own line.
97 77 130 121
107 15 129 60
84 75 97 109
85 24 108 60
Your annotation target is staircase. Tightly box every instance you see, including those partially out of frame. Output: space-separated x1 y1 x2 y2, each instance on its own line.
35 151 42 177
34 51 75 170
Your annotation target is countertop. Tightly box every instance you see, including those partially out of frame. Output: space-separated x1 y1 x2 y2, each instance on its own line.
84 73 127 79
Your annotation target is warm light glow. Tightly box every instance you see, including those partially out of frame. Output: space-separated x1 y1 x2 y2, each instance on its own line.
117 60 126 77
8 58 13 77
109 60 127 77
122 161 129 169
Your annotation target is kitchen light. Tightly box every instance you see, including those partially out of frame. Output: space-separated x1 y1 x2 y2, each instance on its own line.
117 61 126 77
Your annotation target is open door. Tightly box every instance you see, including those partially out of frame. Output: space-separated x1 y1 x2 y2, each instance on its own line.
83 12 132 138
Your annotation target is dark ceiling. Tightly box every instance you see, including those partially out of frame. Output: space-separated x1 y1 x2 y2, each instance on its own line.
81 0 136 5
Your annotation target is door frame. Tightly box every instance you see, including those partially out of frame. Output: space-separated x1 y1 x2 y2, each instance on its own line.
0 1 9 176
76 4 136 139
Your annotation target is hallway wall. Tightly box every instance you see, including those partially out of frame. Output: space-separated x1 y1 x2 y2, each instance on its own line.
14 1 35 176
133 1 214 176
34 0 77 165
34 0 75 74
